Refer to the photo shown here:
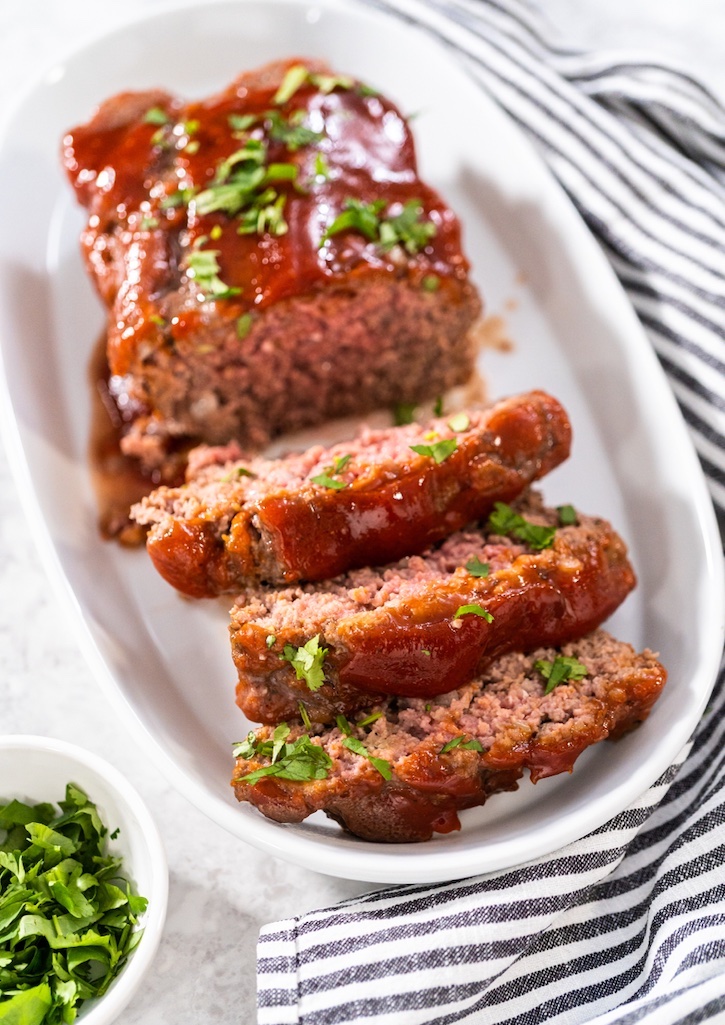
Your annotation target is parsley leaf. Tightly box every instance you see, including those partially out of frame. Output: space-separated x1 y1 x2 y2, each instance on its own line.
143 106 169 125
321 197 436 254
310 453 352 490
377 199 437 254
228 112 260 134
280 635 328 691
409 438 457 464
440 735 484 754
454 604 494 622
465 556 490 578
233 732 332 785
488 502 557 550
273 64 311 105
393 402 417 426
557 504 578 526
0 785 147 1024
534 656 589 694
310 472 347 491
185 245 240 301
341 736 392 780
266 109 325 151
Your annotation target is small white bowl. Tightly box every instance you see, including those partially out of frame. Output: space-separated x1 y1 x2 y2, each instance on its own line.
0 735 168 1025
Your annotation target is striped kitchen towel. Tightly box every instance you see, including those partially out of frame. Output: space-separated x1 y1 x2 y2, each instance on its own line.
257 1 725 1022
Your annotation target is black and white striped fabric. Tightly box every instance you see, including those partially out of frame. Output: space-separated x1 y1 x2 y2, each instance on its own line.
257 1 725 1021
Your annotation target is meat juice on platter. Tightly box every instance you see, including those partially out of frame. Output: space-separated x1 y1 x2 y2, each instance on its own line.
63 58 667 844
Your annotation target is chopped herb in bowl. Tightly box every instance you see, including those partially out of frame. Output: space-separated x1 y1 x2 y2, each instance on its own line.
0 783 148 1025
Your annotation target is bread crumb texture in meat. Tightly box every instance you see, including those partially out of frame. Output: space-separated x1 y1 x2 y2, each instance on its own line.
131 390 572 596
230 491 637 724
62 58 482 477
231 630 666 843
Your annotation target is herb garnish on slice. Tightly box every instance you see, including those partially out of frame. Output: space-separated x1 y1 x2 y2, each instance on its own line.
454 604 494 622
185 244 240 301
321 197 436 254
280 635 328 691
409 438 457 464
440 735 484 755
310 453 352 490
233 727 332 785
557 504 578 526
465 556 490 578
143 106 169 125
534 656 588 694
488 502 557 550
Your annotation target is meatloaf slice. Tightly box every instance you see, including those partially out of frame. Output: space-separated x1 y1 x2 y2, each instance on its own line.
231 630 666 842
230 492 636 724
62 58 481 475
131 390 571 596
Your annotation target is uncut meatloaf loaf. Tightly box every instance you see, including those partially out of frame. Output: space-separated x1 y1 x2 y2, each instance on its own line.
230 492 636 724
62 58 482 476
231 630 666 842
131 390 571 597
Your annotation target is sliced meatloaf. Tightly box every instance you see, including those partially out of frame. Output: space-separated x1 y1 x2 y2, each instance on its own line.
62 58 482 475
231 630 666 842
230 492 636 724
131 390 571 596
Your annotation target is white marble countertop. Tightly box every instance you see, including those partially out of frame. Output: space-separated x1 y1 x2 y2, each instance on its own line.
0 2 722 1023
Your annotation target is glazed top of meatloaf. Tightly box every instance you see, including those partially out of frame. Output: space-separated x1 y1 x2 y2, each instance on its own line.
62 58 476 377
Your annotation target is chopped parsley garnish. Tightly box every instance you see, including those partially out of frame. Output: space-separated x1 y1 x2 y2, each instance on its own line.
160 185 197 210
465 556 490 578
488 502 557 550
310 453 352 490
266 109 325 151
422 274 440 292
273 64 311 105
280 635 328 691
321 197 386 244
220 465 256 482
378 199 437 254
433 396 444 417
356 711 383 728
557 504 578 526
298 702 312 730
310 472 346 490
313 152 332 181
321 197 436 254
228 112 260 135
143 106 169 125
335 714 352 735
265 634 276 648
409 438 457 464
534 656 588 694
341 736 392 780
393 402 417 426
440 735 484 755
237 191 289 236
140 215 159 230
236 312 254 339
185 245 240 301
0 784 148 1025
310 72 355 94
454 604 494 622
233 727 332 785
192 141 296 238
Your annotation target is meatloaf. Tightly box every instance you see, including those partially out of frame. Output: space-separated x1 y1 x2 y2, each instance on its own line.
230 492 636 724
231 630 666 842
131 390 571 596
62 58 482 476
